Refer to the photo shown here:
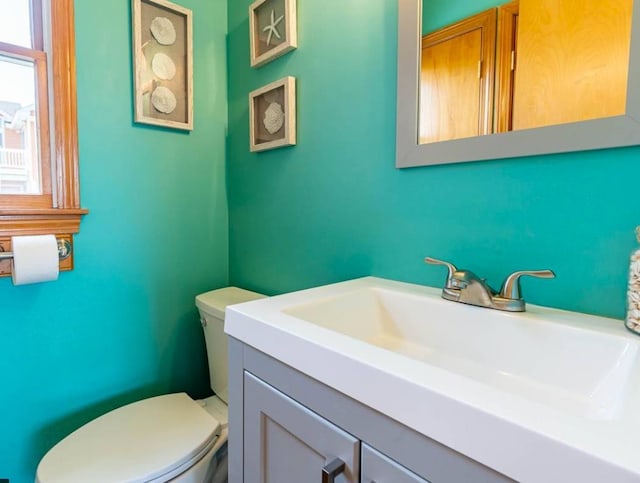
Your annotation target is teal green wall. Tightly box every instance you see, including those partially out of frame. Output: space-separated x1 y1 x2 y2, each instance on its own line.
228 1 638 319
423 0 500 33
3 0 639 480
0 1 228 481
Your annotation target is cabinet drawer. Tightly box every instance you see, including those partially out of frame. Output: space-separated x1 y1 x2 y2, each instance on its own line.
361 443 430 483
244 371 359 482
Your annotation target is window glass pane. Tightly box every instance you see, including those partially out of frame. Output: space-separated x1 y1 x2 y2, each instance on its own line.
0 55 41 195
0 0 33 48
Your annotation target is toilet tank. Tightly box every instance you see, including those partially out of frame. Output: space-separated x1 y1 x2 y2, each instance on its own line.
195 287 265 403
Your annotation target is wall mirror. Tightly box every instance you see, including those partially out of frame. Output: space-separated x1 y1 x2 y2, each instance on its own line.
396 0 640 168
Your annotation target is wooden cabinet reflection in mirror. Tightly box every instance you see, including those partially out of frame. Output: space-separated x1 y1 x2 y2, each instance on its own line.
420 9 496 144
419 0 632 144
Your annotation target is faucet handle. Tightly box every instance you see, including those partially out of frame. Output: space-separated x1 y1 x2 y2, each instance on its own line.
424 257 458 288
499 269 555 300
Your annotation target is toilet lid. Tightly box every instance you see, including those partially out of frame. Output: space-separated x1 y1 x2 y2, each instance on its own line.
36 393 221 483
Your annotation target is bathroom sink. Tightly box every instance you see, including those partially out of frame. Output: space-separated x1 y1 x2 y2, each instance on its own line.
283 286 637 418
226 277 640 482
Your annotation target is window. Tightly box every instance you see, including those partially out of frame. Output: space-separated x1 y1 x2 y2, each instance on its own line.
0 0 86 276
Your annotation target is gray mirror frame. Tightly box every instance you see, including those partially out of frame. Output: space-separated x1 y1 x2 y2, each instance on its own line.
396 0 640 168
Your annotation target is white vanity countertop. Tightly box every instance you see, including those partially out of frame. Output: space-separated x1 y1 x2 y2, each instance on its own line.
225 277 640 483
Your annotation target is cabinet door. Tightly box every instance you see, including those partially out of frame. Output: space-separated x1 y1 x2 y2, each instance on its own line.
361 444 430 483
419 8 497 144
512 0 632 130
244 372 359 483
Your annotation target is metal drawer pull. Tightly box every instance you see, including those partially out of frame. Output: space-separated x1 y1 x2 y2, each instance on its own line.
322 458 346 483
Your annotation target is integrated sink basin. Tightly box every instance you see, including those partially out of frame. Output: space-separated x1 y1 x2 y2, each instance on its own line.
283 286 637 418
225 277 640 482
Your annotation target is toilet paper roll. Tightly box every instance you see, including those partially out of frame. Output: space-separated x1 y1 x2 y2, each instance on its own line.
11 235 59 286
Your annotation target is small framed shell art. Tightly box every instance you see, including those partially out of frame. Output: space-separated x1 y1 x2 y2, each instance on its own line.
132 0 193 130
249 76 296 152
249 0 297 68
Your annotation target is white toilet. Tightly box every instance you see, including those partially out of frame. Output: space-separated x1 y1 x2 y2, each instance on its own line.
36 287 265 483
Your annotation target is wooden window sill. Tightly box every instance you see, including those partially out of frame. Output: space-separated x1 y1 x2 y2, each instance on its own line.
0 208 87 277
0 209 88 236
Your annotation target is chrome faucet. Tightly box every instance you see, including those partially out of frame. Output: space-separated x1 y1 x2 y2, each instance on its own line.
425 257 555 312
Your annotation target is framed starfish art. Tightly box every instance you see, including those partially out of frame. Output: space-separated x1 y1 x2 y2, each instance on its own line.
249 0 297 68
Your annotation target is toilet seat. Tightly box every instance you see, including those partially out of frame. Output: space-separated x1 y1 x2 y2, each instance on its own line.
36 393 221 483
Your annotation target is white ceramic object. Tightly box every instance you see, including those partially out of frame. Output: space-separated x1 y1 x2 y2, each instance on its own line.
36 393 221 483
197 287 266 403
225 277 640 483
285 286 635 417
37 287 264 483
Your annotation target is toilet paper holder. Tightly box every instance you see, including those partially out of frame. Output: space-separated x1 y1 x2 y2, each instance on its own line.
0 238 72 262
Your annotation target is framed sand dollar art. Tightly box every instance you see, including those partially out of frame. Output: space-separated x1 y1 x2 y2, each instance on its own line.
249 77 296 152
132 0 193 130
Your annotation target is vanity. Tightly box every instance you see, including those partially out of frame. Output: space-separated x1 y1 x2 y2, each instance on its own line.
223 1 640 479
225 277 640 482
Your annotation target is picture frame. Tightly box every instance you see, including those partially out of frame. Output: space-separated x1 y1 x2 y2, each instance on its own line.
249 76 296 152
132 0 193 130
249 0 297 68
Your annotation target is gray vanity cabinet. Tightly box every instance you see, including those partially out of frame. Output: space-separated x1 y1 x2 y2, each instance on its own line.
229 338 512 483
361 444 429 483
244 372 359 482
243 371 425 483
